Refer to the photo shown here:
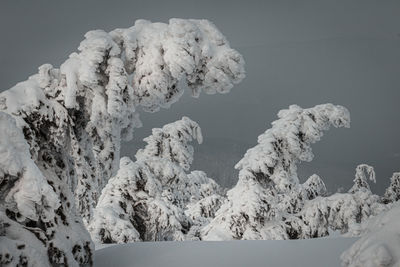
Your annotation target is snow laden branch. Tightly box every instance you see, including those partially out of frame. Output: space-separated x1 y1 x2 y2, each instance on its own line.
201 103 398 242
349 164 376 194
202 104 351 240
0 19 244 266
0 112 93 266
88 117 223 243
135 116 203 170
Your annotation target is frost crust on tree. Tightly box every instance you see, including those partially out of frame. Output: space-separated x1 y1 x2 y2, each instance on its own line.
0 18 244 224
0 112 93 266
88 117 223 243
383 172 400 204
201 102 392 242
0 19 244 265
303 174 327 200
202 104 353 240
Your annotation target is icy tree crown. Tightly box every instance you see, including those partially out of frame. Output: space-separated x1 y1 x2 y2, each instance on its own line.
0 112 59 222
235 104 350 191
89 117 223 243
349 164 376 193
60 18 245 115
303 174 327 199
136 116 202 170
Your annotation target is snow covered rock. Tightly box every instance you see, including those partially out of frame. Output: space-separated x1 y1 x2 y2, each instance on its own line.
0 18 244 225
89 117 224 243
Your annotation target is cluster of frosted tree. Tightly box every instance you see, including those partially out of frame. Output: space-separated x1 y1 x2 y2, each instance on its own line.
1 16 399 267
88 117 224 243
0 19 244 266
201 104 398 240
88 103 400 245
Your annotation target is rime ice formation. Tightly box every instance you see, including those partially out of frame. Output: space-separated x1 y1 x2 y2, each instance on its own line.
3 14 399 267
202 104 354 240
383 172 400 204
88 117 223 243
0 18 244 224
348 164 376 194
0 112 93 266
303 174 327 200
201 103 396 242
201 104 395 241
0 19 244 266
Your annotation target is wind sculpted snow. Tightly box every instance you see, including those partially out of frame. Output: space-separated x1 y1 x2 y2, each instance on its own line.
341 202 400 267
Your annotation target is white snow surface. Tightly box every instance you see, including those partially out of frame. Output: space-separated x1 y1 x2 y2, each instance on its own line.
341 202 400 267
95 237 357 267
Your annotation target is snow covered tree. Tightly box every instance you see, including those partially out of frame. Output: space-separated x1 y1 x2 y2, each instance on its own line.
303 174 327 200
0 19 244 265
383 172 400 204
287 164 387 240
201 104 351 240
198 104 390 242
88 117 223 243
135 116 203 171
0 112 93 266
349 164 376 194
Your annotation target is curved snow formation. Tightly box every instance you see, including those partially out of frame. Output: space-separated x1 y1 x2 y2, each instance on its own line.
202 104 351 240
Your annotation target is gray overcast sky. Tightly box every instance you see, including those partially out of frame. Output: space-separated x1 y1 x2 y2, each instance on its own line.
1 0 399 193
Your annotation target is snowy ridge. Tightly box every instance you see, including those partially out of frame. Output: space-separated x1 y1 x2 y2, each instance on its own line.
0 112 93 266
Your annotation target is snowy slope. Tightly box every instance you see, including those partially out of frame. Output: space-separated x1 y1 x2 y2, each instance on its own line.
341 202 400 266
95 237 357 267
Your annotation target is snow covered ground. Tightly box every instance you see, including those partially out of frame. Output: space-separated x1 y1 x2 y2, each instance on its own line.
95 237 357 267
